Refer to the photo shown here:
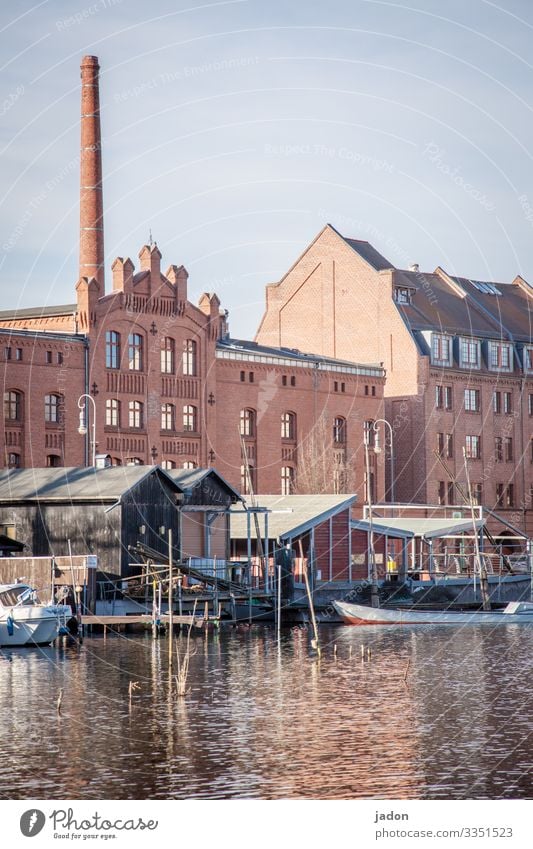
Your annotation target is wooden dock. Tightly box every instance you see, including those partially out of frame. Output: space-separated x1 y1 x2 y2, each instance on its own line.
81 613 217 630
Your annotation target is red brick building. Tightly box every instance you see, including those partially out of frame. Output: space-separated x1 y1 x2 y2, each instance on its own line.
256 224 533 533
0 57 385 506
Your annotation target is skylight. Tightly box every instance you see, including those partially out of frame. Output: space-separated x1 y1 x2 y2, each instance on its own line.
470 280 502 296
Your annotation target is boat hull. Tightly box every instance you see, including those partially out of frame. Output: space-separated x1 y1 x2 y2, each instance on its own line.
333 600 533 626
0 605 71 647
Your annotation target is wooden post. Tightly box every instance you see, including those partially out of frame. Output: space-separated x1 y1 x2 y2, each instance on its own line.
168 528 173 669
299 539 320 657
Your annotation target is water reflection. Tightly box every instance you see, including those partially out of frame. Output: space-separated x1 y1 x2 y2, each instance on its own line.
0 624 531 799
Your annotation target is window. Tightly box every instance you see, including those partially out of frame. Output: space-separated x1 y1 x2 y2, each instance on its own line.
250 372 255 383
446 433 453 458
240 463 255 495
530 394 533 416
57 352 63 365
281 411 296 440
15 348 22 361
334 417 347 444
524 346 533 372
438 481 446 505
503 392 512 414
505 437 513 462
437 432 444 456
394 287 411 304
45 394 61 423
364 470 376 504
460 338 480 368
4 347 11 360
4 390 22 421
106 331 120 369
506 484 515 508
334 381 338 392
282 375 287 386
447 482 455 504
464 388 480 412
161 460 176 470
431 333 451 365
465 435 480 459
341 382 345 392
489 341 513 371
161 338 175 374
128 400 143 429
281 466 295 496
240 408 255 437
496 484 504 508
128 333 143 371
7 453 20 468
472 483 483 505
46 454 61 467
436 385 452 410
183 339 197 376
240 371 245 382
493 391 501 413
183 405 197 432
161 403 175 431
290 376 296 387
46 351 52 364
365 385 369 396
371 386 376 396
126 457 144 466
494 437 503 462
105 398 120 427
183 461 197 470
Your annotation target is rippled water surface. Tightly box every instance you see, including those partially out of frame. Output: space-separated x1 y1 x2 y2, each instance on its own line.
1 624 532 799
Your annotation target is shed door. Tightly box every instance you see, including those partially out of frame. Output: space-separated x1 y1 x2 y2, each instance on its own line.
208 513 227 559
181 512 204 558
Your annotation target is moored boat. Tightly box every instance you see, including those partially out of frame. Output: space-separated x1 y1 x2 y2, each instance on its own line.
0 583 72 647
333 599 533 626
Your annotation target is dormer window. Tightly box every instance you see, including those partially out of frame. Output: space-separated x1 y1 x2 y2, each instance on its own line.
460 338 480 369
524 346 533 373
431 333 452 366
394 287 412 304
489 341 513 372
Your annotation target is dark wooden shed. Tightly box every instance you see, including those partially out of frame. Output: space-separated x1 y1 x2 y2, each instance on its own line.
0 466 184 578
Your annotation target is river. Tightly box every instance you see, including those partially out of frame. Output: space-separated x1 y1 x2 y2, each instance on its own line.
1 624 532 799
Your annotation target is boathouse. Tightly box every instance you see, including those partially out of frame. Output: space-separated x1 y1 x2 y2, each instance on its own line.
230 494 355 583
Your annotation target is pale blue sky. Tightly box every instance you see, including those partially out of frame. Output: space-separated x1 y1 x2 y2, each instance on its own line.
2 0 533 337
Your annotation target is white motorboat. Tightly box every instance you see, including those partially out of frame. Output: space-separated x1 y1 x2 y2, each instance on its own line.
333 599 533 626
0 583 72 647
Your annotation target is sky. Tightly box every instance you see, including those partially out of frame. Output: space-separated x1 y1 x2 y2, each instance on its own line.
2 0 533 338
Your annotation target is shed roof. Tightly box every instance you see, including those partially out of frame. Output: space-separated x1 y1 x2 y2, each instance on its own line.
0 466 183 503
231 494 356 541
352 516 485 539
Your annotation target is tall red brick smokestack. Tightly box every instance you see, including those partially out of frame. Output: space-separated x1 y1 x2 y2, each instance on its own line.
79 55 104 290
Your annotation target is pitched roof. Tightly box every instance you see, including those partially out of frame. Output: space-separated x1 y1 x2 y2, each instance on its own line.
167 468 243 501
0 303 76 321
341 237 394 271
0 466 183 503
230 494 356 541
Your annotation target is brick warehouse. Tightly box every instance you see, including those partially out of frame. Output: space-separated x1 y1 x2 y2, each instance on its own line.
256 224 533 533
0 56 385 506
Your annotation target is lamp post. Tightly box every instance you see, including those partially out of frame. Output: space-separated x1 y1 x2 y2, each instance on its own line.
78 394 96 467
373 418 395 504
363 422 380 608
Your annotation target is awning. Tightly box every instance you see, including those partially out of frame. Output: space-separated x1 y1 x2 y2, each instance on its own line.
351 516 485 540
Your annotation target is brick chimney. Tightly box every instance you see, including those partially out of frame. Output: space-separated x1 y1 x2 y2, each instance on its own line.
79 55 104 290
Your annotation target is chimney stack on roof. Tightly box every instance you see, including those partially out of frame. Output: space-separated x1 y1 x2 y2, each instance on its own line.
79 55 104 291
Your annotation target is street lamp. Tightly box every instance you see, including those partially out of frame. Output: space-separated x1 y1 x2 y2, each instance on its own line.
363 423 380 608
372 418 395 504
78 394 96 467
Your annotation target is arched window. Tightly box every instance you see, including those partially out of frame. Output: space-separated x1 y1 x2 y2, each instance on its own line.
4 390 22 421
128 400 143 429
183 461 197 469
333 416 346 444
106 331 120 369
281 411 296 440
45 394 62 423
161 460 176 470
364 419 375 448
161 403 175 431
7 453 20 468
161 337 175 374
240 408 256 437
281 466 295 495
183 405 197 431
105 398 120 427
183 339 197 376
46 454 61 467
128 333 143 371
